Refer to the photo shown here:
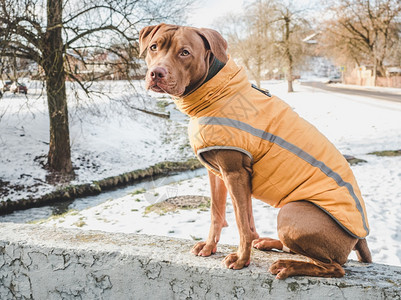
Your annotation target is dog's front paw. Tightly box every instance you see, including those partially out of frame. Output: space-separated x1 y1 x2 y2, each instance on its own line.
191 241 217 257
222 253 250 270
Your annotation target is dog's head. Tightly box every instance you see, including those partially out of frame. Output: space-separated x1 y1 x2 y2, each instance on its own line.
139 23 228 97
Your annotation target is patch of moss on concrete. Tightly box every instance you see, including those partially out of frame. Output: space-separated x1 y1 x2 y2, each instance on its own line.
287 282 300 292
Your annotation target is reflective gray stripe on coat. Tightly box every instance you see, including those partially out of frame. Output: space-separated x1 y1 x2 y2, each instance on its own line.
198 116 369 236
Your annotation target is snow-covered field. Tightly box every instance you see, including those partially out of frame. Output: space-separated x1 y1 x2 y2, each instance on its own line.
1 79 401 267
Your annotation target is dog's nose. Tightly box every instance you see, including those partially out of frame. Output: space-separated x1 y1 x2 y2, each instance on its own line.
150 67 167 79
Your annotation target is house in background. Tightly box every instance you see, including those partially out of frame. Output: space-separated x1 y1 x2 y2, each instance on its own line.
301 32 401 87
66 48 146 81
345 65 401 87
1 46 146 82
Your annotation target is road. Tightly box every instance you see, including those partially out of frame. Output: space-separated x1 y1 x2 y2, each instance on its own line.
301 82 401 103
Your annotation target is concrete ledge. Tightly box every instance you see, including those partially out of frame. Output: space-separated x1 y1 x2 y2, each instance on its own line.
0 223 400 299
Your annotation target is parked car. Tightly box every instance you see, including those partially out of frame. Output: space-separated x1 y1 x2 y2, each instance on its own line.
10 82 28 94
326 75 342 84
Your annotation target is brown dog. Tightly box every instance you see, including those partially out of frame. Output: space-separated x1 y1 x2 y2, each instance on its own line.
139 23 372 279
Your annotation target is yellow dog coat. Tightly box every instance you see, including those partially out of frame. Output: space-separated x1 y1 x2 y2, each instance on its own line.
174 57 369 238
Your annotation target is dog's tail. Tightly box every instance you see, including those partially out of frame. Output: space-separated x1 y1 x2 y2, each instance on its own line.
354 238 372 263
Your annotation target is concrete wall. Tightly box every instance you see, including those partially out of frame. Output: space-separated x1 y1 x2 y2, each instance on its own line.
0 222 400 299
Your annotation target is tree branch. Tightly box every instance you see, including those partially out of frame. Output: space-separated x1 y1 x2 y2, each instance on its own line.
64 24 133 50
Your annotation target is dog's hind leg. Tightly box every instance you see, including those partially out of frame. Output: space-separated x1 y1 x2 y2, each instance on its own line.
269 259 345 279
272 200 364 279
252 237 287 252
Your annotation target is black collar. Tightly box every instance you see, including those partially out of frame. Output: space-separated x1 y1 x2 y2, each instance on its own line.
183 56 226 96
203 56 226 84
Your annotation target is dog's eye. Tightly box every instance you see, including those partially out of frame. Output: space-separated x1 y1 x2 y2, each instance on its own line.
149 44 157 51
180 49 190 56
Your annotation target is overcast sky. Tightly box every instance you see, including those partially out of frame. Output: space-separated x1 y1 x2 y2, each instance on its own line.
188 0 245 28
187 0 321 29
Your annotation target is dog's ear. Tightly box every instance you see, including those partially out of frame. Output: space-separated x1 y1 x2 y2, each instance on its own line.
196 28 228 63
139 24 164 57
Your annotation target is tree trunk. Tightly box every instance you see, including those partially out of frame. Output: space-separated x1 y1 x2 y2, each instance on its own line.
287 77 294 92
256 43 262 88
43 0 74 177
284 16 294 93
287 56 294 92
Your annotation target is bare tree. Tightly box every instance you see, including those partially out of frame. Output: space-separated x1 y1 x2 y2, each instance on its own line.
215 0 309 92
322 0 401 84
272 2 309 92
0 0 192 179
215 2 276 88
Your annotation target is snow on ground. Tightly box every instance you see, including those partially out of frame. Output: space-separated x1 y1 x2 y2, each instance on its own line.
2 79 401 267
0 80 192 201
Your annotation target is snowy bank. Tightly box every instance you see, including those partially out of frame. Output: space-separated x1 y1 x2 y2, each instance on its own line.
0 80 193 204
0 158 202 214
